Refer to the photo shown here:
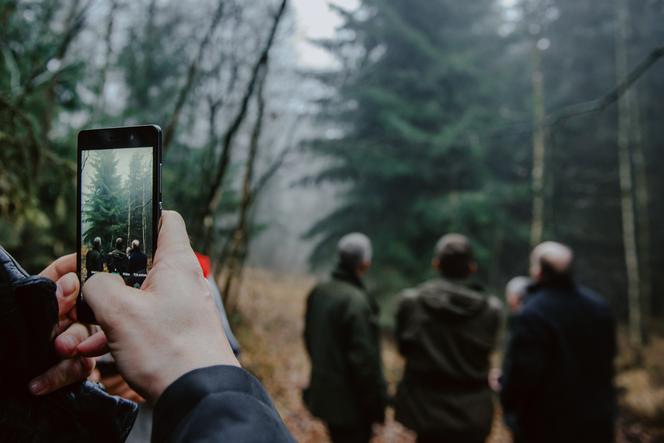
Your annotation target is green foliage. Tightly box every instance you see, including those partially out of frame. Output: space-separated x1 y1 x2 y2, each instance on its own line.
306 0 529 297
82 150 124 249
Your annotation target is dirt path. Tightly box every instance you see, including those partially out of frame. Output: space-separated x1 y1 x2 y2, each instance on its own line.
232 268 512 442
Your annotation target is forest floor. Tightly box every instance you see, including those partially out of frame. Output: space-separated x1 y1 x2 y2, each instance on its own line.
229 268 664 443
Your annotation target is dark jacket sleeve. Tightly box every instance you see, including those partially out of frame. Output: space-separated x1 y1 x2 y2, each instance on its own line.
395 291 417 355
344 297 388 424
152 365 295 443
500 310 551 421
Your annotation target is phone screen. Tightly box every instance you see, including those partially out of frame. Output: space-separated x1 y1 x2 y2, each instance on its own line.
79 146 155 287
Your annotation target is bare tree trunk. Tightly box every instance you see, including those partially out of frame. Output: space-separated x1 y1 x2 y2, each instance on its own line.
221 65 268 304
127 186 131 242
142 176 146 249
632 96 651 341
199 0 287 254
163 1 226 154
530 42 547 247
92 0 118 122
616 0 643 353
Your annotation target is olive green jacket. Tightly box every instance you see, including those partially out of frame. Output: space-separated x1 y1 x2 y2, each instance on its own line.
303 266 387 427
395 277 503 439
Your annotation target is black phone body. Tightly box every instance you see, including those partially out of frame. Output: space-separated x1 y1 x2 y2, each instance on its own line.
76 125 162 323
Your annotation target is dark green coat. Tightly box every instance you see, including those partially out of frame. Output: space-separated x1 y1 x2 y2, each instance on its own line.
303 266 387 427
394 277 503 440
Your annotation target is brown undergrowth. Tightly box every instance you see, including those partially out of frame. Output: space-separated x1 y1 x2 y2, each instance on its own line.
229 268 664 442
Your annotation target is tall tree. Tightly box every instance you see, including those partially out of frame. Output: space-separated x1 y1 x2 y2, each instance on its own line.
82 151 125 250
306 0 521 295
615 0 643 351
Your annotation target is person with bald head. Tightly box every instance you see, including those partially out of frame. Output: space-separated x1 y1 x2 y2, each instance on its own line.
303 233 387 443
505 276 531 314
394 234 503 443
500 241 616 443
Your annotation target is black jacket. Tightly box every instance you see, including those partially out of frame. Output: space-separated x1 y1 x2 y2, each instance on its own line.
128 251 147 274
85 248 104 276
500 283 616 443
394 277 502 440
152 365 295 442
303 266 387 427
0 246 137 442
107 250 129 276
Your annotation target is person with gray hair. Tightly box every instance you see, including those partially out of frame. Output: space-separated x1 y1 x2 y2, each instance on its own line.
128 239 148 288
84 236 104 280
500 241 616 443
303 232 387 443
506 276 531 314
394 233 503 443
337 232 372 273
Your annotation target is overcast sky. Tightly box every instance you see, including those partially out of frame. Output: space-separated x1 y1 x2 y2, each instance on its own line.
290 0 358 68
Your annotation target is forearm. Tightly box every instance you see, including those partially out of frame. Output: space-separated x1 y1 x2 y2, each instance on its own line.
152 365 295 443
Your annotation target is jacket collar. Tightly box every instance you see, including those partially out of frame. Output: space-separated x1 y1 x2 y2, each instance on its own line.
331 263 365 290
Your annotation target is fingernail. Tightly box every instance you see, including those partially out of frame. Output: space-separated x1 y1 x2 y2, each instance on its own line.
29 379 46 395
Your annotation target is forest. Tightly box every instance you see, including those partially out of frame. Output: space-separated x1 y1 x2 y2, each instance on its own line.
2 0 664 441
81 148 153 256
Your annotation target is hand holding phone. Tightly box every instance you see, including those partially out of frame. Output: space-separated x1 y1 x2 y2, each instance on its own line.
77 125 162 323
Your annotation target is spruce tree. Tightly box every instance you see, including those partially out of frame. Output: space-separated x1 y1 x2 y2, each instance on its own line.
83 151 126 250
306 0 526 294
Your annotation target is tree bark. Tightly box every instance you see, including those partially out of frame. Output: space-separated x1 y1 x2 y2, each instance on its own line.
162 1 226 154
198 0 287 254
221 65 268 304
92 0 119 122
631 95 651 341
615 0 643 353
530 42 547 247
142 175 146 249
127 185 131 242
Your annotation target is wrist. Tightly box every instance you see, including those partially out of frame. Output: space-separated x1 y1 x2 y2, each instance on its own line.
145 351 239 404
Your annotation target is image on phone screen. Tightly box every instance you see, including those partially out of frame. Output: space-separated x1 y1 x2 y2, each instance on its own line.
80 146 154 287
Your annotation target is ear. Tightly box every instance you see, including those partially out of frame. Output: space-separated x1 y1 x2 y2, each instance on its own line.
432 257 440 271
357 260 371 276
469 262 478 275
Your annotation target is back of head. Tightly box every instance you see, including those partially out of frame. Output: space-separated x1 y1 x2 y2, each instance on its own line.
131 239 141 252
93 237 102 250
530 241 575 288
115 237 124 251
337 232 372 271
435 233 474 279
506 276 530 313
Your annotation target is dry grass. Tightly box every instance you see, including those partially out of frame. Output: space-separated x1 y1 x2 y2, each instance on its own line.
230 268 512 442
229 267 664 442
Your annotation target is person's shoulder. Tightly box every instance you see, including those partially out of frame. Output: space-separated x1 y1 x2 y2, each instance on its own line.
399 278 441 299
485 294 504 315
578 286 613 315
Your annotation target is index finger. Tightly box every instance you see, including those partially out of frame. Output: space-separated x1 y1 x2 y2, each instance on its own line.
39 254 76 282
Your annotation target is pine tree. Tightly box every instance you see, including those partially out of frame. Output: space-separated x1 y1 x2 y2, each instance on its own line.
306 0 526 295
83 150 125 250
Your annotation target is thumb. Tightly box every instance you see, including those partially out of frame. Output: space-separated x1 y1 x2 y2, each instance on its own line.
82 273 138 328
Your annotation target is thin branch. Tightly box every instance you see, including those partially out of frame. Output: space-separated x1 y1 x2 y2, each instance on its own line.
547 45 664 128
163 1 226 154
220 64 269 301
15 0 92 105
199 0 288 251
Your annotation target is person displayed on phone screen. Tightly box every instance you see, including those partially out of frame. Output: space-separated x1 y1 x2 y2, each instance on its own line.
85 237 104 280
128 239 148 288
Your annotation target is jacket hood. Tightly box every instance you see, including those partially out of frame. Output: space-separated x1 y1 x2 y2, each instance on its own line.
415 278 487 319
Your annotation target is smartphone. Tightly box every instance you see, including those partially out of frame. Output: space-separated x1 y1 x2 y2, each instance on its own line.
76 125 162 323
